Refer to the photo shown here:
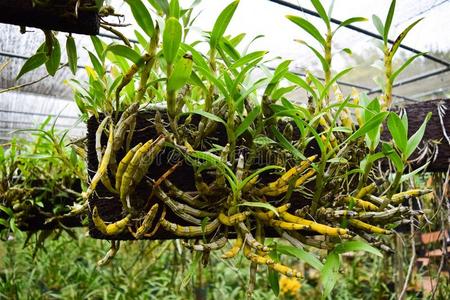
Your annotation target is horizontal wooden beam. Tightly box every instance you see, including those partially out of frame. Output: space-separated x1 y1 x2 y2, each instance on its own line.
0 1 99 35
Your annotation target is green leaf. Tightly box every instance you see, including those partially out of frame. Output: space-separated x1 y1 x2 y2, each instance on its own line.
272 86 296 100
286 15 326 47
168 55 193 92
400 162 429 183
321 252 340 298
348 112 389 141
271 126 306 160
320 68 352 100
66 35 78 75
126 0 154 37
210 1 240 50
169 0 180 18
163 17 182 65
277 244 323 271
88 51 104 76
148 0 169 15
180 43 209 70
334 240 383 257
285 72 317 100
238 202 279 217
372 15 385 38
334 17 367 34
390 18 423 57
45 36 61 76
239 165 282 191
264 60 291 96
195 65 229 98
384 0 396 43
16 53 47 80
268 269 279 296
387 112 407 153
296 40 329 73
382 142 404 172
106 45 141 64
391 52 425 83
405 112 431 159
311 0 330 28
235 106 260 138
90 36 105 62
342 48 352 55
231 50 267 70
0 205 13 217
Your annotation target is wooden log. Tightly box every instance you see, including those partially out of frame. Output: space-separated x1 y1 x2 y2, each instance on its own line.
86 99 449 240
0 0 99 35
387 99 450 172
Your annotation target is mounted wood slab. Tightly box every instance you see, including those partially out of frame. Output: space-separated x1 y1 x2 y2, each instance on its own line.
86 99 449 240
0 0 99 35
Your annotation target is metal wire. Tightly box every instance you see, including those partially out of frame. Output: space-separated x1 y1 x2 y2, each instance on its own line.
0 109 79 119
0 50 85 69
368 67 450 95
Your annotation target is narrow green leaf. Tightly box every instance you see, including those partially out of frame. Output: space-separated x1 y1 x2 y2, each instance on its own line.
387 112 407 153
321 252 340 298
235 106 261 138
382 142 404 172
66 35 78 75
391 52 425 83
348 112 389 141
285 72 317 100
210 0 240 49
401 162 429 183
334 17 367 34
238 202 279 217
148 0 169 14
16 52 48 79
106 45 141 64
287 15 326 47
372 15 385 38
0 205 13 217
319 68 352 100
126 0 155 37
334 240 383 257
264 60 291 96
390 18 423 56
45 36 61 76
272 86 296 100
90 36 105 61
311 0 330 28
239 165 282 191
88 51 104 76
296 40 329 73
229 33 246 47
195 65 229 98
342 48 352 55
163 17 182 65
271 126 306 160
231 50 267 70
277 244 323 271
180 43 209 70
405 112 431 159
384 0 396 43
169 0 180 18
168 55 193 92
268 269 280 296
